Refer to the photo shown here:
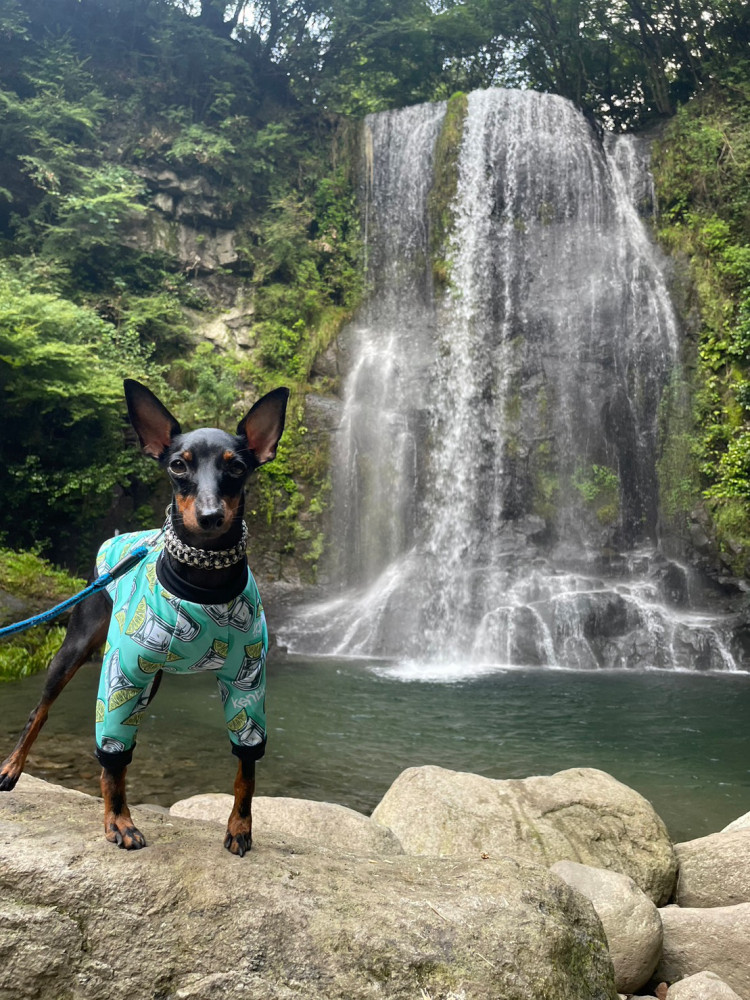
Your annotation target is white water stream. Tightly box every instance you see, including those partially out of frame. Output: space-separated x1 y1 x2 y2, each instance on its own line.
280 89 745 673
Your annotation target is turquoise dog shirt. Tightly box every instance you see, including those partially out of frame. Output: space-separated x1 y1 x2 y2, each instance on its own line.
94 530 267 763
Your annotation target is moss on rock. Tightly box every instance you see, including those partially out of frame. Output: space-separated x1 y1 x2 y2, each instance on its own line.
428 92 468 287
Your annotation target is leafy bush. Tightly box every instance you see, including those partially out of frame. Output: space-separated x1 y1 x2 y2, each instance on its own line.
0 547 86 603
0 546 87 682
653 86 750 560
573 465 620 525
0 266 161 555
0 626 67 681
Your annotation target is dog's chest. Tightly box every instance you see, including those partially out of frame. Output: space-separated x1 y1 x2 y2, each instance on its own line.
97 531 265 679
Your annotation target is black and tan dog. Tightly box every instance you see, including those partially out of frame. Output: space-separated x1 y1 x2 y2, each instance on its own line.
0 379 288 855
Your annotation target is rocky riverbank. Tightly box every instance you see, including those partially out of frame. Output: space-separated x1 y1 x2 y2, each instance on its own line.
1 766 748 999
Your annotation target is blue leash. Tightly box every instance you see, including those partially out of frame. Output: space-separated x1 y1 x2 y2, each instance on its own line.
0 544 152 639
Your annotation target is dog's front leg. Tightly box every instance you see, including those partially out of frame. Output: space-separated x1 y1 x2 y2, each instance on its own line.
101 762 146 850
224 758 255 857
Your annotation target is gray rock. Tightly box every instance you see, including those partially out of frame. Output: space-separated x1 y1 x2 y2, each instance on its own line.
133 802 170 816
122 214 237 271
0 774 618 1000
688 519 713 556
304 393 342 433
170 791 233 822
666 971 743 999
551 860 663 993
0 901 82 1000
372 766 677 904
153 191 174 214
657 902 750 998
675 829 750 906
170 792 403 856
198 306 255 351
136 166 227 226
309 343 339 381
723 810 750 833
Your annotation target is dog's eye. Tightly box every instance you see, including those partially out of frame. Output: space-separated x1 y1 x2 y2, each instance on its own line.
169 458 188 476
227 460 247 478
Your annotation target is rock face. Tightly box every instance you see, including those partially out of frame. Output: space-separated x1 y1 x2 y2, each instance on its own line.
657 903 750 999
122 166 239 272
675 830 750 906
123 212 238 271
551 860 663 993
170 792 403 856
371 766 677 904
0 775 617 1000
666 971 743 999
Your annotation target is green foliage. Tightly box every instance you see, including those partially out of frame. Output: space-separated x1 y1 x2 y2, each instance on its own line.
170 342 243 428
275 0 750 129
573 464 619 502
0 266 162 555
0 0 29 42
653 85 750 559
657 369 703 531
117 291 192 354
5 0 750 135
0 547 86 602
243 158 362 386
0 546 86 683
0 626 67 682
165 118 237 170
2 36 109 216
573 465 620 525
531 444 560 522
709 497 750 574
428 92 468 286
42 165 146 256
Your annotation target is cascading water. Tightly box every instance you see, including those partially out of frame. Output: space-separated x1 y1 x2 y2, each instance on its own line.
280 88 747 673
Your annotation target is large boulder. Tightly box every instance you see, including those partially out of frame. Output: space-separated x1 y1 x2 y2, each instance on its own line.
656 903 750 999
675 829 750 906
666 971 743 999
372 766 676 904
551 860 663 993
0 901 82 999
170 792 403 856
723 810 750 833
0 775 618 1000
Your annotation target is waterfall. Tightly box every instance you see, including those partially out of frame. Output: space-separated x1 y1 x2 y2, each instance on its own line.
280 89 746 673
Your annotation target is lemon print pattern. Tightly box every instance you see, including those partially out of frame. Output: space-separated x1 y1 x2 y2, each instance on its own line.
95 530 267 760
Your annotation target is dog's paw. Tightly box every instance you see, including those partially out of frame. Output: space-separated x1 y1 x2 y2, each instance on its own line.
105 816 147 850
0 756 22 792
223 828 252 857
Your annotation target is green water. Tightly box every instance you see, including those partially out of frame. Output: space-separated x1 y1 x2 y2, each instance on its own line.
2 656 749 842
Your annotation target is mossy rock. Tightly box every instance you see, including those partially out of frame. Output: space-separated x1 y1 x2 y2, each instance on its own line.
428 91 468 287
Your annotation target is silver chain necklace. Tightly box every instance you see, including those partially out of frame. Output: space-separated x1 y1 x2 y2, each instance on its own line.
162 507 247 570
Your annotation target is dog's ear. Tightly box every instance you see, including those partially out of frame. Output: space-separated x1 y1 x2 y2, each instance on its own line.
124 379 181 460
237 387 290 466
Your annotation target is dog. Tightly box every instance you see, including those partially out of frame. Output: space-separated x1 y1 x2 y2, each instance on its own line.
0 378 288 855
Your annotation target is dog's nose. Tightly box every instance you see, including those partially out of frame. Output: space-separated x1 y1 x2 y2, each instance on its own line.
196 508 225 530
